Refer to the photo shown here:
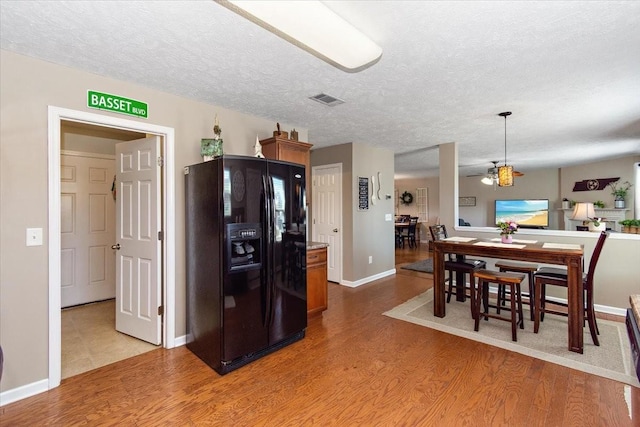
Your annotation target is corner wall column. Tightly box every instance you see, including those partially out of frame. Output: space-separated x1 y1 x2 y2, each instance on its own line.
438 142 458 229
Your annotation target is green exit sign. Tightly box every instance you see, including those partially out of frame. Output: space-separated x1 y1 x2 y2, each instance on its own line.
87 90 148 118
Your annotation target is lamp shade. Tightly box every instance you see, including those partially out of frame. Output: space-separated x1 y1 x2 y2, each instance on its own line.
498 165 513 187
571 202 595 221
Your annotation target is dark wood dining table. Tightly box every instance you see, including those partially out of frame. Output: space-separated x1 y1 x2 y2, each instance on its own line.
432 237 585 353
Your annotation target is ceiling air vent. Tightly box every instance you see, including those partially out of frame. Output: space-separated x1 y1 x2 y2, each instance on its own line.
309 93 345 107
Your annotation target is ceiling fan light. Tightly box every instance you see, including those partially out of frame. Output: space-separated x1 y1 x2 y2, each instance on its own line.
481 176 494 185
498 165 513 187
219 0 382 72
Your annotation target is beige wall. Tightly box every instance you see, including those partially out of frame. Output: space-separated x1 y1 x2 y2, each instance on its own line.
401 155 638 231
455 155 638 229
311 142 395 283
351 143 395 281
0 50 308 393
459 167 562 228
561 156 639 212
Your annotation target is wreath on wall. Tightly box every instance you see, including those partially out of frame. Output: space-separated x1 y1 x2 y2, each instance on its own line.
400 191 413 205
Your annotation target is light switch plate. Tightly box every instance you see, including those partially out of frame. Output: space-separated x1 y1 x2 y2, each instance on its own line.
385 214 392 221
26 228 43 246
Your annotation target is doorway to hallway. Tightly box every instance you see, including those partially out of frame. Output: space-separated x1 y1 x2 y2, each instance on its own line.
48 106 176 389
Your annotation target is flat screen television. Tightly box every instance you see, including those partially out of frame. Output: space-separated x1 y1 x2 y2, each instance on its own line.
495 199 549 228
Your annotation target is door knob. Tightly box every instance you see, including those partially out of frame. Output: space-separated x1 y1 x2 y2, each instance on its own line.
111 243 121 250
333 228 338 232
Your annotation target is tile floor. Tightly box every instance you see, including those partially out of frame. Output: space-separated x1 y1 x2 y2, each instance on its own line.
62 299 159 379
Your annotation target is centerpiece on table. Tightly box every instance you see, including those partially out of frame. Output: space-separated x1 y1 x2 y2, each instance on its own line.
497 220 518 243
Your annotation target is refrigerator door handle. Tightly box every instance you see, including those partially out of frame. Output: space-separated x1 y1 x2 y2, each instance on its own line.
267 175 277 326
262 174 272 326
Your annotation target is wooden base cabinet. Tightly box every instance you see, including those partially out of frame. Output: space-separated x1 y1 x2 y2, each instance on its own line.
307 246 328 316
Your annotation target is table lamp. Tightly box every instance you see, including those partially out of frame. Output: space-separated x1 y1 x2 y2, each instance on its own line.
570 202 595 223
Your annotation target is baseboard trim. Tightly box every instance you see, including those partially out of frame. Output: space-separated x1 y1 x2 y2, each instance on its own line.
174 335 187 347
0 378 48 407
340 269 396 288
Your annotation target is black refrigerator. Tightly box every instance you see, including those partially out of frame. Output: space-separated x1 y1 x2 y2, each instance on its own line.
185 155 307 375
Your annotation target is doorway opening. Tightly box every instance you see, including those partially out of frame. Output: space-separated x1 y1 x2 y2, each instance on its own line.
59 122 158 378
48 106 176 389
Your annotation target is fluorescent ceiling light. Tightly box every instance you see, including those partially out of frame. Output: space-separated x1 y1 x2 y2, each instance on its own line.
217 0 383 72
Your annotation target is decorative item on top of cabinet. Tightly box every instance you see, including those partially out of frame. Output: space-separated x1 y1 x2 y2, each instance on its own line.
260 135 313 205
201 114 223 161
273 122 288 139
254 135 265 158
306 245 328 316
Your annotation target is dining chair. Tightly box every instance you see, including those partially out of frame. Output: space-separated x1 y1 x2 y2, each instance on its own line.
429 225 487 312
533 230 608 346
401 217 419 248
395 227 403 248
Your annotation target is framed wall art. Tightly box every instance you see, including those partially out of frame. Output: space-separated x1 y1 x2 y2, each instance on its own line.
459 196 476 207
358 176 369 211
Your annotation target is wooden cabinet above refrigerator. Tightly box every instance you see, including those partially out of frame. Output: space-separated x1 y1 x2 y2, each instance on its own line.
260 136 312 205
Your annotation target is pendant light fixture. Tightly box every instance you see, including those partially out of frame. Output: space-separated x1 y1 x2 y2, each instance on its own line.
498 111 514 187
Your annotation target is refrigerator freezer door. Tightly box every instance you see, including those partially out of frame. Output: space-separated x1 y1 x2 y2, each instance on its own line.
221 158 270 364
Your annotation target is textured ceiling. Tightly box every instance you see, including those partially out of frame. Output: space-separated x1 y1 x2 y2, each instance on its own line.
1 1 639 178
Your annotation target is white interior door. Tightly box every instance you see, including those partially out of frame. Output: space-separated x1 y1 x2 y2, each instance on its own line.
115 136 161 345
312 164 342 283
60 153 116 307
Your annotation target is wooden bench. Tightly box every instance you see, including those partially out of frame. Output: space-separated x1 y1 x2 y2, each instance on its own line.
627 295 640 381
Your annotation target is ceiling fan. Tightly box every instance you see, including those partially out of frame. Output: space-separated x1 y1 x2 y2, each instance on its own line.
480 161 500 186
470 161 524 188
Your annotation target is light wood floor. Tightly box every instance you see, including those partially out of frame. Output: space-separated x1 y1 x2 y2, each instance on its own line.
2 243 638 425
62 299 159 379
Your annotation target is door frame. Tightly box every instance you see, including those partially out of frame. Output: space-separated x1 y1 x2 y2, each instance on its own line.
47 106 176 389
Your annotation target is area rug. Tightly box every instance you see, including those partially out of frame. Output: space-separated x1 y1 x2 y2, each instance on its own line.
384 289 640 387
400 259 433 273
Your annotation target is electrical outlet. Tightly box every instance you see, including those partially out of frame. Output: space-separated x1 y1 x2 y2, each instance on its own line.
368 256 373 264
